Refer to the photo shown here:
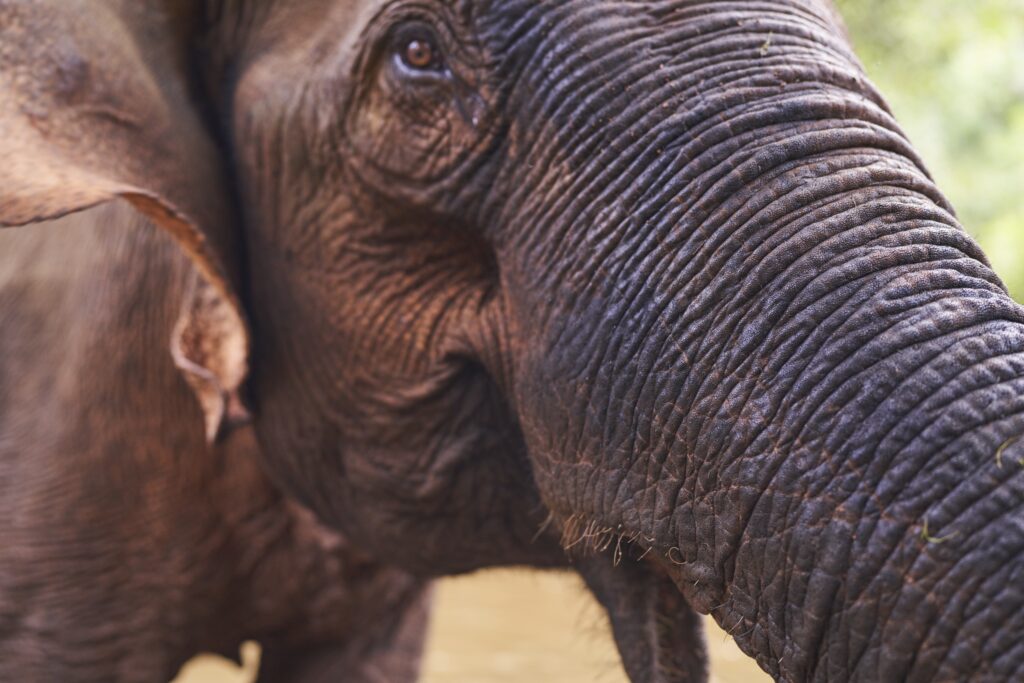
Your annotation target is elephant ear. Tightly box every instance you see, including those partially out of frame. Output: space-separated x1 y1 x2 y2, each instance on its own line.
0 0 249 442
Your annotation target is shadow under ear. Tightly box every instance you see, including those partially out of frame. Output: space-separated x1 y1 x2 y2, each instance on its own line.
0 0 250 441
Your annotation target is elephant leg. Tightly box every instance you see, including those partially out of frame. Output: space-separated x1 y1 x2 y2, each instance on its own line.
579 556 708 683
255 586 431 683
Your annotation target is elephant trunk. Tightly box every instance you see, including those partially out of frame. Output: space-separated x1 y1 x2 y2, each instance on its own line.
565 128 1024 681
642 166 1024 681
493 3 1024 679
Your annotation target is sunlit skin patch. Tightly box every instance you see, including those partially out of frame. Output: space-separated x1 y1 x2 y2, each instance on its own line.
223 0 562 580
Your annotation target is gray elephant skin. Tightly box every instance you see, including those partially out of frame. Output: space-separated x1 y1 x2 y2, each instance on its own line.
2 1 1023 682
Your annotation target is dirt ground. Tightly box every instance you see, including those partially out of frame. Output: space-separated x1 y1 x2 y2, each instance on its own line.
174 569 768 683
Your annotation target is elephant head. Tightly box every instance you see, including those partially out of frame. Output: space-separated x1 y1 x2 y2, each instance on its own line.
5 1 1023 681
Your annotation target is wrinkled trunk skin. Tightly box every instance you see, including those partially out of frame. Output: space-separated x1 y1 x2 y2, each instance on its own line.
480 1 1024 680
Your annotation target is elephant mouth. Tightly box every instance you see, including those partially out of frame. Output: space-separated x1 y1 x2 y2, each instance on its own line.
550 513 715 681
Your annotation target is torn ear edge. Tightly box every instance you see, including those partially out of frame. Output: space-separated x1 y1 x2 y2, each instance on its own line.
171 272 252 444
133 193 253 444
0 0 251 444
2 192 252 444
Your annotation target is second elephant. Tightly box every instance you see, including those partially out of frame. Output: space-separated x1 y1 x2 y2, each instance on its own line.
0 204 429 682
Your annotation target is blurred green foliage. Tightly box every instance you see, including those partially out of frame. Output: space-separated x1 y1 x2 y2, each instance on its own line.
837 0 1024 299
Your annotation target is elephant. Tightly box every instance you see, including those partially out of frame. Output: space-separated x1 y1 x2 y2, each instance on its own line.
3 0 1024 681
0 202 431 681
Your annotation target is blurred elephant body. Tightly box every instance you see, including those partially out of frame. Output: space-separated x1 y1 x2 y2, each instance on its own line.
0 204 429 682
3 1 1024 682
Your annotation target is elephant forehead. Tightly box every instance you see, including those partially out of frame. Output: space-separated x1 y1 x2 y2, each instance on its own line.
227 0 383 118
246 0 382 60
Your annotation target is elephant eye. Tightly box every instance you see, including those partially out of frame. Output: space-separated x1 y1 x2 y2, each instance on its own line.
393 25 445 75
404 38 439 70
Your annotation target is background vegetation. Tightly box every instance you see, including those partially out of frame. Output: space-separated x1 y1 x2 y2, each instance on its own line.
838 0 1024 297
